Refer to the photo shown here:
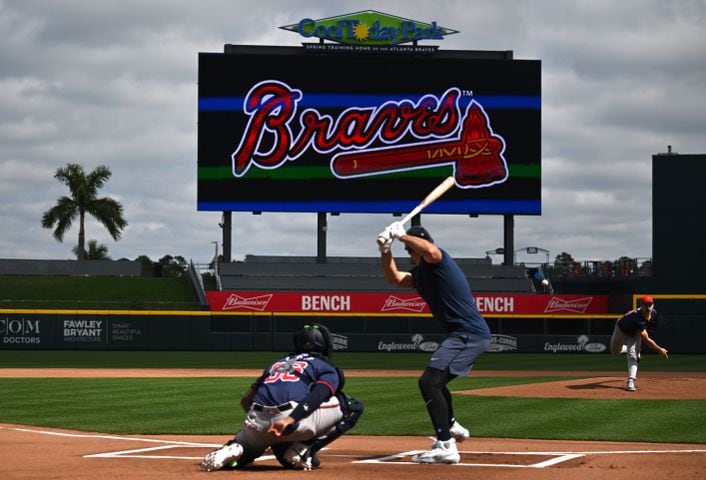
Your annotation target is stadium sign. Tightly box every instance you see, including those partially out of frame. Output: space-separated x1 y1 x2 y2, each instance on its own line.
280 10 458 46
205 292 612 315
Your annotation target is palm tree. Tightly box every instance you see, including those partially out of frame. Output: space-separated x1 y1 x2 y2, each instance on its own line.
72 239 111 260
41 163 127 260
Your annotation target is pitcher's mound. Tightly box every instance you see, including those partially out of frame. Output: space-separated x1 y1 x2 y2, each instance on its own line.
459 376 706 399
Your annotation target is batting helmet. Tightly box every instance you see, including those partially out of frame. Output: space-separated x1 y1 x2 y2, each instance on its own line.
405 225 434 243
294 323 333 358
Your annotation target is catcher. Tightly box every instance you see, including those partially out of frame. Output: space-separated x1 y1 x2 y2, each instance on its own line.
201 323 363 471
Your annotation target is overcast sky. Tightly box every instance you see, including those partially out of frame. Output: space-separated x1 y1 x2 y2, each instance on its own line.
1 0 704 266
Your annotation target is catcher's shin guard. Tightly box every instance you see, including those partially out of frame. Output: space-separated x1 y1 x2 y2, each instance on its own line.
273 394 364 469
309 394 364 454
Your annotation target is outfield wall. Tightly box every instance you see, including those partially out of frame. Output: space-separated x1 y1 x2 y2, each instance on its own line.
0 308 701 353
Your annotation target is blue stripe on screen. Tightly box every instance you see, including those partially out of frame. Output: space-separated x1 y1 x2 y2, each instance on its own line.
198 94 540 111
197 199 541 215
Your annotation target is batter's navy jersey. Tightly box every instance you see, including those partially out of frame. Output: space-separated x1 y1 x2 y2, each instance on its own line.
411 248 491 339
617 308 660 335
251 353 341 407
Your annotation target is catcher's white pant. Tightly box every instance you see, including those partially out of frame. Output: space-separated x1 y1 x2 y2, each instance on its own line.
236 396 344 454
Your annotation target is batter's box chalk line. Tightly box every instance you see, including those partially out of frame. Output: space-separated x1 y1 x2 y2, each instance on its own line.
86 445 286 463
4 426 706 467
1 426 217 461
353 450 584 468
353 448 706 468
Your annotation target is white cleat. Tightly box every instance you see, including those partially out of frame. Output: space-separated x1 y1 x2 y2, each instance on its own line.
285 442 320 470
412 438 460 464
626 378 637 392
449 420 470 443
201 442 244 472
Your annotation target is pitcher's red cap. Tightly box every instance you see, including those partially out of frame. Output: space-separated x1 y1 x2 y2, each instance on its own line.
641 295 654 304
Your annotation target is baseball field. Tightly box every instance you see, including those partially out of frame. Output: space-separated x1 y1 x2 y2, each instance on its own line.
1 351 705 479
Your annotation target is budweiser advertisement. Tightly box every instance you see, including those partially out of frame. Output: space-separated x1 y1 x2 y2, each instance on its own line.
205 292 611 316
197 45 541 216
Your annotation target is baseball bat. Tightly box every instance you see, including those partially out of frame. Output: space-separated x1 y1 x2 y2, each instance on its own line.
399 176 456 225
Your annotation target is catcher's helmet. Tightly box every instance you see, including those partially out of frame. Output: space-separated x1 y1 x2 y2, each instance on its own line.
294 323 333 358
405 225 434 243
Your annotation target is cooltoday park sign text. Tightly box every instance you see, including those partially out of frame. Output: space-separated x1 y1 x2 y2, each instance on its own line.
280 10 458 46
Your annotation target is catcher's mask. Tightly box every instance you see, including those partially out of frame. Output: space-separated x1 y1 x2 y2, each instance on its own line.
294 323 333 358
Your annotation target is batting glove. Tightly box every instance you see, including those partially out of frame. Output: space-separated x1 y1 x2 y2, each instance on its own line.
376 228 392 254
377 236 392 254
387 221 406 240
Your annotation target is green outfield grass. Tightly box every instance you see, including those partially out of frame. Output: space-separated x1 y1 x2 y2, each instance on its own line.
1 376 704 444
0 350 704 371
1 351 705 443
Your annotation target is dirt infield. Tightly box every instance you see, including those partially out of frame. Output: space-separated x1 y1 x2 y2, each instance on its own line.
2 369 705 479
2 424 705 480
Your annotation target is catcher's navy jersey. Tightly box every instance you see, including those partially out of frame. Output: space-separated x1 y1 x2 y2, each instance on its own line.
617 308 660 335
251 353 341 406
411 248 491 339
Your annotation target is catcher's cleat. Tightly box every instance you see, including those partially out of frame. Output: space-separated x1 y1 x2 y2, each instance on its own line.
284 442 321 470
449 420 470 443
412 438 460 464
295 453 320 470
201 442 243 472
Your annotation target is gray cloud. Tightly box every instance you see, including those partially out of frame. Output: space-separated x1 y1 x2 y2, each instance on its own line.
1 0 704 265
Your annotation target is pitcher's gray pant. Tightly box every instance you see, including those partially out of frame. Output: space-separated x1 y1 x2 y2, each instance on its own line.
610 323 640 379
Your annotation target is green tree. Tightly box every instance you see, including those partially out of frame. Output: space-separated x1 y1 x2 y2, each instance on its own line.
135 255 155 276
157 254 188 278
552 251 576 277
41 163 127 260
553 252 574 269
72 239 110 260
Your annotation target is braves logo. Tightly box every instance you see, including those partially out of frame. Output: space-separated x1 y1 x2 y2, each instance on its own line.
231 81 508 188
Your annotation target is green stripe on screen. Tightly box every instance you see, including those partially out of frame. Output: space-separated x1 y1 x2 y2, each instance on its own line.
198 164 539 180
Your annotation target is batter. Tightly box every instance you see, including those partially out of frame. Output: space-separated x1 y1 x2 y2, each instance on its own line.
378 223 491 464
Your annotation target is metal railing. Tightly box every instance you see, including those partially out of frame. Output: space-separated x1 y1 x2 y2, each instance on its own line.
551 258 653 279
